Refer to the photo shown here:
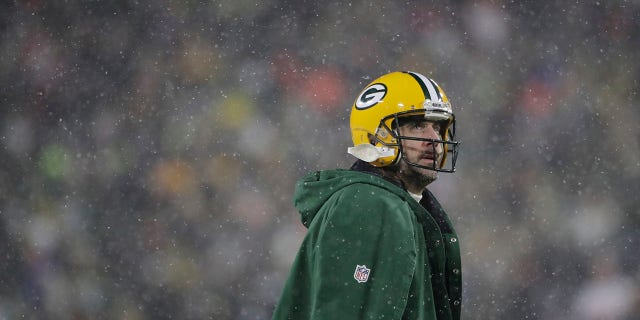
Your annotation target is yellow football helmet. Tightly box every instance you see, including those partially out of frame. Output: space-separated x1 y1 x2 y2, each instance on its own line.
348 71 459 172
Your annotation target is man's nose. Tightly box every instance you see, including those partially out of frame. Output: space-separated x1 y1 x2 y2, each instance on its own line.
422 125 440 140
421 125 443 153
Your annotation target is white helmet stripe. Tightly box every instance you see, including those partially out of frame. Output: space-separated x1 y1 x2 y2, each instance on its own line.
407 71 439 101
425 78 443 101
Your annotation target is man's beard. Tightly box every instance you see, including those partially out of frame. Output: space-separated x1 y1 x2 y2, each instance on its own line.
393 158 439 188
400 161 438 186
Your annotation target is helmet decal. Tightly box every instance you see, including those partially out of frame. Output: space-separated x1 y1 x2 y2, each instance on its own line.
355 83 387 110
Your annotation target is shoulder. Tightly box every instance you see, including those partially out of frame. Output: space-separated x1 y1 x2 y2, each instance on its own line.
333 178 407 207
323 180 416 231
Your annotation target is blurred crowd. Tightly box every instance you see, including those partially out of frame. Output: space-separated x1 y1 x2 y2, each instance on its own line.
1 0 639 319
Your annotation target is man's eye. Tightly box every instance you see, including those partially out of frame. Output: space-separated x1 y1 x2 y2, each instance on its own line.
412 123 439 131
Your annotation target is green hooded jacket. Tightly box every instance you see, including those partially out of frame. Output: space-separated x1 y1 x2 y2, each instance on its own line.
272 162 461 320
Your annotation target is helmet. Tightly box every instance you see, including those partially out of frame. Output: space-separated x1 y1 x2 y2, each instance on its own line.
348 71 459 172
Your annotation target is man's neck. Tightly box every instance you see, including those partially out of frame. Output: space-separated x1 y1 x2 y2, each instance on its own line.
381 170 427 195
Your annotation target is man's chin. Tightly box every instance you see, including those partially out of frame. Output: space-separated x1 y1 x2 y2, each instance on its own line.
405 163 438 185
417 168 438 183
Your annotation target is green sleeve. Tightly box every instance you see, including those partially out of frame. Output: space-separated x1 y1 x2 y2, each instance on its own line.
307 184 418 319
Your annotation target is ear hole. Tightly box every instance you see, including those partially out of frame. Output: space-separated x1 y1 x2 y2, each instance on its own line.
367 133 377 144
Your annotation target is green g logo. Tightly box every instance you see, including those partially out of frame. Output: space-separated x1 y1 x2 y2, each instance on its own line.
355 83 387 110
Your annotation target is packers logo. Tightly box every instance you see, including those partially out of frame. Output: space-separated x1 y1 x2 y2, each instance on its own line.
355 83 386 110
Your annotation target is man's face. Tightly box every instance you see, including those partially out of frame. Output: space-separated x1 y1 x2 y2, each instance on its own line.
396 118 444 185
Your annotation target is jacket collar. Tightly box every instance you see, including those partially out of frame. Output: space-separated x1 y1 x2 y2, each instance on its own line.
350 160 453 233
349 160 405 189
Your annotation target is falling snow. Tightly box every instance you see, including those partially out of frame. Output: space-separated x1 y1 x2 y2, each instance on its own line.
1 1 639 319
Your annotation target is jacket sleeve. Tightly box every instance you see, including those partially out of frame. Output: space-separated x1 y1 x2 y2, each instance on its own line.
306 184 418 319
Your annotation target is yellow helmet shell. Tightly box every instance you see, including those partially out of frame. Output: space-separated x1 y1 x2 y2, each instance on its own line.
349 71 454 168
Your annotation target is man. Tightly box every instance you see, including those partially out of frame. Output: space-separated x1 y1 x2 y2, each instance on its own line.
273 71 461 320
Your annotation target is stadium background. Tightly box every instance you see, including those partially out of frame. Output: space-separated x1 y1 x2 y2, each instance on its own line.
1 1 638 319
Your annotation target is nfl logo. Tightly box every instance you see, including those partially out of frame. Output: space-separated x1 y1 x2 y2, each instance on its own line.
353 265 371 283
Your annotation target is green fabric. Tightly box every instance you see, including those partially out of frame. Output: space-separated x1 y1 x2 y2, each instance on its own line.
272 169 461 320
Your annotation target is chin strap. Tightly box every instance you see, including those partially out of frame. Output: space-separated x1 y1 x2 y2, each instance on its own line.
347 144 395 162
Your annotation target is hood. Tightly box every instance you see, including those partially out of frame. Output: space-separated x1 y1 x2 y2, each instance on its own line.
293 169 407 228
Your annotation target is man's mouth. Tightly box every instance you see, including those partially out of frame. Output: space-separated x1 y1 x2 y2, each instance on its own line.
421 153 436 161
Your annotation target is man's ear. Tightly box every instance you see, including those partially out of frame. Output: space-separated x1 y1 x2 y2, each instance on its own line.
367 133 377 144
